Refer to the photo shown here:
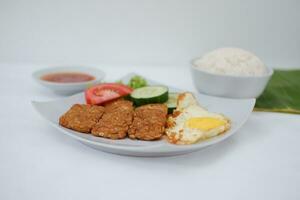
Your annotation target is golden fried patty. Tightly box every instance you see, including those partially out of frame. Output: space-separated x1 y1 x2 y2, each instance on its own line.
91 100 134 139
59 104 105 133
128 104 168 141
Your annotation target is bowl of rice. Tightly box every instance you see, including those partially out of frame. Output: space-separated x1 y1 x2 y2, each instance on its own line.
191 47 273 98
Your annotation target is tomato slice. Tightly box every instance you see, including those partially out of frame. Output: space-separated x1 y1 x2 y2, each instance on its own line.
85 83 133 105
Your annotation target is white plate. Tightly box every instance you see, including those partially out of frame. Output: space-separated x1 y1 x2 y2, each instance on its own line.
32 73 255 157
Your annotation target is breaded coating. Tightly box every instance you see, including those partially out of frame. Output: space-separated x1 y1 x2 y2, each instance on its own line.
91 100 134 139
59 104 105 133
128 104 168 141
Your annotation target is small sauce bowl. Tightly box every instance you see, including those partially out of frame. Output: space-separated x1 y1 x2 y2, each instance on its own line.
190 60 273 98
33 66 105 95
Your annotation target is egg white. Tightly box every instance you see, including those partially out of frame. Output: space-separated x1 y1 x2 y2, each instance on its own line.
166 93 230 145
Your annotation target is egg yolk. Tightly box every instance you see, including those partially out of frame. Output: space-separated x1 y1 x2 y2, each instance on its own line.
185 117 226 131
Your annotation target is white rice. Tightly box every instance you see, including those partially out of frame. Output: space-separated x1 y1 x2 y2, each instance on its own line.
193 47 268 76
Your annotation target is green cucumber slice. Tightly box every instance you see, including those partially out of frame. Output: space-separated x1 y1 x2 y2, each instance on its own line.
165 92 179 114
130 86 169 106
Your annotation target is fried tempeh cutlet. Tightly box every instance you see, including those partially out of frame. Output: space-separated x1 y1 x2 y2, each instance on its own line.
128 104 168 141
91 100 134 139
59 104 105 133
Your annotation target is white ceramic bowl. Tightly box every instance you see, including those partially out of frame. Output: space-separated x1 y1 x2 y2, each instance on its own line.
33 66 105 95
191 61 273 98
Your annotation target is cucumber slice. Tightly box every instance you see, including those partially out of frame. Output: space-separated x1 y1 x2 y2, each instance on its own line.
165 92 179 114
130 86 169 106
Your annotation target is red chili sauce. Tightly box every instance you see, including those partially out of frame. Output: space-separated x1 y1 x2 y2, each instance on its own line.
41 72 95 83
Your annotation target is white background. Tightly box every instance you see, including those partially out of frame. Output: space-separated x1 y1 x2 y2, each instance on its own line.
0 64 300 200
0 0 300 67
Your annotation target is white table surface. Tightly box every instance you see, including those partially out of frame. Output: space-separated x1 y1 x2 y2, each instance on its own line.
0 64 299 200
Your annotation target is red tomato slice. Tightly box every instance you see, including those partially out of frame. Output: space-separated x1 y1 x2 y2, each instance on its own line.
85 83 133 105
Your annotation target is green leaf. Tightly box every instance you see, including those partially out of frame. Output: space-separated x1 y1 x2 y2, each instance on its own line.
128 75 147 89
255 69 300 114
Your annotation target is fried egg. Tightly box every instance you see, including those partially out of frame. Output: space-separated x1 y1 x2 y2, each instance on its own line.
166 92 230 145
